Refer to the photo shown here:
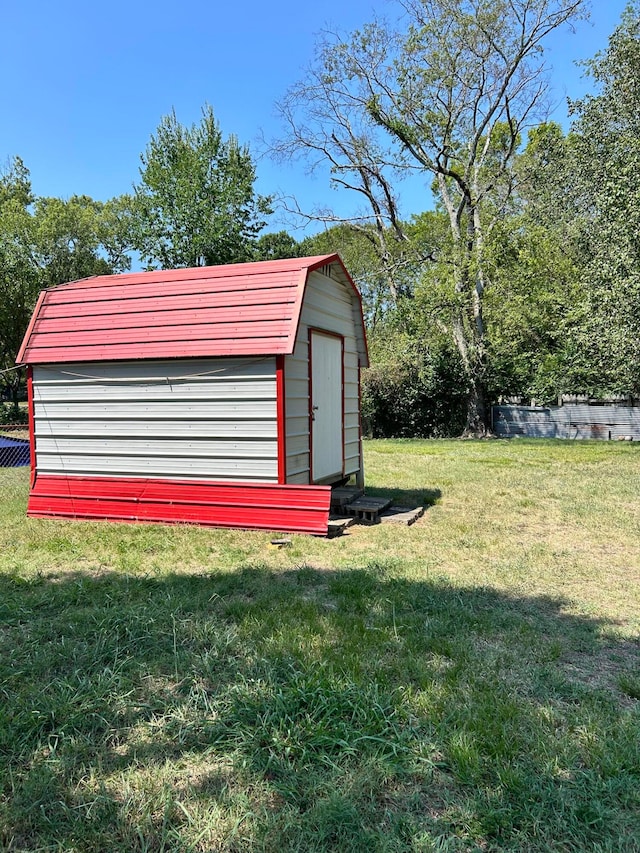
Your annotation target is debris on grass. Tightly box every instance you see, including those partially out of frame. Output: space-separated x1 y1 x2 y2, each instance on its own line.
268 538 292 549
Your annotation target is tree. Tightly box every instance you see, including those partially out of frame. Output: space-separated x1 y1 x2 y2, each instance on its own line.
301 219 467 437
32 195 130 288
473 123 585 403
0 158 132 406
275 0 588 433
362 329 467 437
254 230 302 261
562 2 640 396
301 224 405 329
0 158 39 406
273 46 415 308
0 155 32 209
131 106 272 269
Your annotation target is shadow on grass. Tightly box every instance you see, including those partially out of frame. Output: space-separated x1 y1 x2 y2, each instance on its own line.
362 486 443 508
1 565 638 851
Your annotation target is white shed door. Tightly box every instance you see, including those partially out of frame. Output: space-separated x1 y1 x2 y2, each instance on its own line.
311 331 343 482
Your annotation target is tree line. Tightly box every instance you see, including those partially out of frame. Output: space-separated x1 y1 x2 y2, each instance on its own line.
2 0 639 437
0 106 283 412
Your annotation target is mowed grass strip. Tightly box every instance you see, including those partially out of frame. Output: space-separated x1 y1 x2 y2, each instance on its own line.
0 439 638 851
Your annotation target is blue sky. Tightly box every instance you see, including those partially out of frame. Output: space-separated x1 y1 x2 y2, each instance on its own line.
0 0 631 236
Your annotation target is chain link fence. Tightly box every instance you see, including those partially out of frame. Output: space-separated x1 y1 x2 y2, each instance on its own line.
0 424 30 467
0 424 31 508
0 424 31 527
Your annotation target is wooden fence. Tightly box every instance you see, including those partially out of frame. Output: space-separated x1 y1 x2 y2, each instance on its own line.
492 402 640 440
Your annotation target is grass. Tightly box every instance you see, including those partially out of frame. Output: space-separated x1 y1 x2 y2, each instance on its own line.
0 438 638 851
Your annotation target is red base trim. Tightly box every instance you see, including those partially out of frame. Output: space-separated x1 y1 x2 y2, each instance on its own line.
28 475 331 535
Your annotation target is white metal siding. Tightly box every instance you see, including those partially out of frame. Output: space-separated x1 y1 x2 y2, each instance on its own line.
32 358 278 482
285 270 362 484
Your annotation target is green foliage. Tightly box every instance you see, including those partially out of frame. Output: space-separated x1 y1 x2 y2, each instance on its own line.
362 332 467 437
0 402 27 424
302 220 468 437
131 105 272 269
254 229 302 260
562 2 640 396
278 0 589 432
0 157 130 400
486 4 640 402
32 195 129 287
483 211 583 404
0 155 33 208
0 163 40 397
301 225 399 327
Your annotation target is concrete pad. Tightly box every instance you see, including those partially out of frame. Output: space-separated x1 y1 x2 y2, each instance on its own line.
379 506 425 525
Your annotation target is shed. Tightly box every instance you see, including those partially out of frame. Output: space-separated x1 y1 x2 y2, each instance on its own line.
17 254 369 535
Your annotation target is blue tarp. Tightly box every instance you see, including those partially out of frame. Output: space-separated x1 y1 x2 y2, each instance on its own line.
0 435 30 467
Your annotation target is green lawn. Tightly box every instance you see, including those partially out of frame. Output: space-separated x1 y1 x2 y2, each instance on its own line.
1 439 639 851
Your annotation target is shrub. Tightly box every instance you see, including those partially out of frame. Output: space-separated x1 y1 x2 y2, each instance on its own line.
0 403 28 425
362 337 466 437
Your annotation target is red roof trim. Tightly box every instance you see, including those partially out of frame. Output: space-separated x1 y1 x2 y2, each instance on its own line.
16 289 47 365
54 256 332 290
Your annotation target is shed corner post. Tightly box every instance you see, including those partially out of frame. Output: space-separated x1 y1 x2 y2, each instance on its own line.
276 354 287 484
355 362 365 491
355 444 365 490
26 365 36 489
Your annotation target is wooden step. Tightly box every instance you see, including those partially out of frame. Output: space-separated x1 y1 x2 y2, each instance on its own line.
343 496 393 524
330 486 364 511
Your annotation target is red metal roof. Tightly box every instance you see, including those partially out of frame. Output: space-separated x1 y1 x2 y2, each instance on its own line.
17 255 368 366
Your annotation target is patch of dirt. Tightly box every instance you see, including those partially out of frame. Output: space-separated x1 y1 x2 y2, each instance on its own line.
300 583 338 611
0 428 29 440
562 638 640 707
46 566 116 582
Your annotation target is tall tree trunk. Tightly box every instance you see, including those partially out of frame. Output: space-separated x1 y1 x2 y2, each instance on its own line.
465 203 491 436
447 196 492 436
463 373 490 436
451 308 491 436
